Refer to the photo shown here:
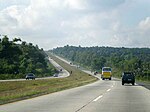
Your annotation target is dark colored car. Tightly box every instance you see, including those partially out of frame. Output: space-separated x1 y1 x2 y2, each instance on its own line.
26 73 35 80
122 72 135 85
60 69 62 72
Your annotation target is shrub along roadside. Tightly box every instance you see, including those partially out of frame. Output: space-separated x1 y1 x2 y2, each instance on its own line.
0 54 98 105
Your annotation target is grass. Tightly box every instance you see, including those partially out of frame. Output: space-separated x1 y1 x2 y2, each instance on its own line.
0 54 98 105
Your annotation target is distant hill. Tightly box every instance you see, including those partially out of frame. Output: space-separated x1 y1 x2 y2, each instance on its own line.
51 45 150 81
0 36 55 79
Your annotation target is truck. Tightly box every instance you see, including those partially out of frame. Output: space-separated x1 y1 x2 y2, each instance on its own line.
101 67 112 80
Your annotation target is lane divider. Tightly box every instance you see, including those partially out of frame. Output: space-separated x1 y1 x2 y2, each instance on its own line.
76 83 115 111
93 82 115 102
107 89 111 92
93 95 103 102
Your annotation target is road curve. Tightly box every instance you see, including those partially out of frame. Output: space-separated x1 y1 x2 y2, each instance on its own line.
48 57 70 78
0 57 70 82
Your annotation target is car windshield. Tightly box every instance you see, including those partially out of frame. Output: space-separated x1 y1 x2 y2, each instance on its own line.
124 73 133 77
102 68 111 72
27 74 34 76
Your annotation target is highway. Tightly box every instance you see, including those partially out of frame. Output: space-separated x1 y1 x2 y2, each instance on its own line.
0 56 150 112
0 78 150 112
0 57 70 82
48 57 70 78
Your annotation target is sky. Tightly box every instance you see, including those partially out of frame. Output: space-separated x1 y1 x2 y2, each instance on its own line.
0 0 150 50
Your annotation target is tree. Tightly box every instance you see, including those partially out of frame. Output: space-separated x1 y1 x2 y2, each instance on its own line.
52 45 150 80
13 38 22 42
0 36 54 79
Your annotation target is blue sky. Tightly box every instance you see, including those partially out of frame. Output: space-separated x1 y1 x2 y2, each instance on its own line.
0 0 150 49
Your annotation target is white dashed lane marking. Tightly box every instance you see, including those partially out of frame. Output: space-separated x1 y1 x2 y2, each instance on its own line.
107 89 111 92
93 83 114 102
93 95 103 102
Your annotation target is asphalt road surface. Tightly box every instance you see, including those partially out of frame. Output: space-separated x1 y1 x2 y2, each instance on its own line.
48 57 70 78
0 76 150 112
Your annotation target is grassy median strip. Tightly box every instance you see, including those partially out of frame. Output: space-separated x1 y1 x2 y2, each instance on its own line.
0 54 98 105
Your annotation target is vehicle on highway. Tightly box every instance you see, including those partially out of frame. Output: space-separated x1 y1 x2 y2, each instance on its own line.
25 73 35 80
60 69 62 72
101 67 112 80
122 72 135 85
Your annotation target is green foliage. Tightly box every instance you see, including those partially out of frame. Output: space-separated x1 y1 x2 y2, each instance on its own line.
0 36 55 79
52 45 150 81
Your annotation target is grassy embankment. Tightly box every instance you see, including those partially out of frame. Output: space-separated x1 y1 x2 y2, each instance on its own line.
0 54 98 105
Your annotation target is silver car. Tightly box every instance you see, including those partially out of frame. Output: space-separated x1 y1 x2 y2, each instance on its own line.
26 73 35 80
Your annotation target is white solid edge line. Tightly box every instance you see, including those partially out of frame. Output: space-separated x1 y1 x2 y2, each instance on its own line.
93 95 103 102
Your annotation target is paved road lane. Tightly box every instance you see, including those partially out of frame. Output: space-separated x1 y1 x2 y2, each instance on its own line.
80 81 150 112
0 80 114 112
0 79 150 112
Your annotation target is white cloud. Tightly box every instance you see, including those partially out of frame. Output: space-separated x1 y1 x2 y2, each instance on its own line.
109 17 150 48
139 17 150 31
64 0 87 10
0 0 150 49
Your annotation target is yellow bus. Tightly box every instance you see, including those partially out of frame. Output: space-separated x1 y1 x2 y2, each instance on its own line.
101 67 112 80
